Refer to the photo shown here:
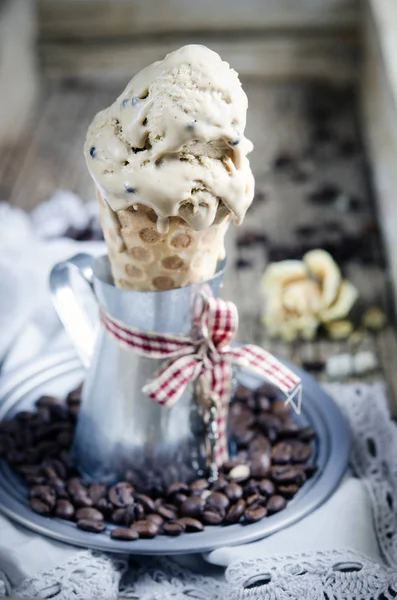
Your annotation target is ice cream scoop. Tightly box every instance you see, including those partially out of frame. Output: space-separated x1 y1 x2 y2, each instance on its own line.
84 44 254 234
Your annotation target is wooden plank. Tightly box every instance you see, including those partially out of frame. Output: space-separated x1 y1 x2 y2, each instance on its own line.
361 3 397 312
37 0 359 41
0 0 38 144
39 34 360 83
368 0 397 109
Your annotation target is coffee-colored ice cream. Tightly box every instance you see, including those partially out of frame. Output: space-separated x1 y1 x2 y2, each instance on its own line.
85 44 254 290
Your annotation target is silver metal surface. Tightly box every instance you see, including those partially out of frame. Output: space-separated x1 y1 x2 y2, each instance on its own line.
50 254 226 483
0 350 350 555
50 253 96 369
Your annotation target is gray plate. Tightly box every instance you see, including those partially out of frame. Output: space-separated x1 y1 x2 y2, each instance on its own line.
0 350 350 555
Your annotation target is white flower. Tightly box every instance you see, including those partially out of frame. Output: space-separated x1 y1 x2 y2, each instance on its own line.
261 249 358 341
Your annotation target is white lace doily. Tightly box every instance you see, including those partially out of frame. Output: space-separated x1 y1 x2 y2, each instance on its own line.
3 382 397 600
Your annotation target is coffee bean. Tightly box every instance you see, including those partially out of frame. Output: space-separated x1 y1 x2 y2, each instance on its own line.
146 513 164 527
110 527 139 541
42 466 58 480
290 440 312 463
96 498 113 517
247 395 258 412
234 428 255 446
203 510 223 525
211 477 228 493
76 507 104 522
231 407 255 429
55 499 75 520
234 385 252 400
243 480 259 497
67 477 85 496
36 395 58 408
44 421 72 438
77 518 105 533
111 508 128 525
257 414 282 436
163 520 184 536
257 479 276 496
30 485 56 509
146 479 164 498
136 493 155 513
177 517 204 533
173 493 188 506
267 495 287 514
298 427 316 442
249 452 271 478
229 464 250 482
132 503 145 521
198 488 211 501
30 497 51 515
66 384 83 405
88 482 107 505
271 466 306 486
51 478 68 499
205 492 229 512
44 459 67 480
246 493 261 506
73 491 93 508
133 520 159 539
271 442 293 465
167 481 189 496
256 396 271 412
250 436 271 454
158 505 177 520
180 496 204 518
37 441 60 459
277 484 299 499
154 498 163 510
57 431 72 448
222 457 244 472
271 400 291 419
189 479 209 493
244 505 267 523
278 421 300 438
108 482 134 507
225 499 246 523
111 505 140 526
124 469 145 490
225 483 243 502
229 402 248 420
49 404 70 422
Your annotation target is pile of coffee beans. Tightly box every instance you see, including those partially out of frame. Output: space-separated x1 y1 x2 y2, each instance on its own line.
0 382 316 541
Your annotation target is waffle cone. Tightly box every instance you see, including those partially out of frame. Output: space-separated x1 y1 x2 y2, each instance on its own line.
96 190 229 291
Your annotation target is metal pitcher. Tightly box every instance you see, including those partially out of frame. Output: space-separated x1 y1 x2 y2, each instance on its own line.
50 253 225 486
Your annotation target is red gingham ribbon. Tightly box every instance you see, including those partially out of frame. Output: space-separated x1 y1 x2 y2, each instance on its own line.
100 296 302 466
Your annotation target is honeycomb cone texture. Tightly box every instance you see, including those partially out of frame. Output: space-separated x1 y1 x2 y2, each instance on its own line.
97 190 229 291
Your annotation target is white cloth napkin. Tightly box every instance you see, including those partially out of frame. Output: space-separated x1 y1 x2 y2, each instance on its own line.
0 194 388 599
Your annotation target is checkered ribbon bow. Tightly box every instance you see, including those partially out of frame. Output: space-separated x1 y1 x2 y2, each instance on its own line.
100 296 302 466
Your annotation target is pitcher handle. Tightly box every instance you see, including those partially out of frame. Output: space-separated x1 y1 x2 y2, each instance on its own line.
50 253 97 369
